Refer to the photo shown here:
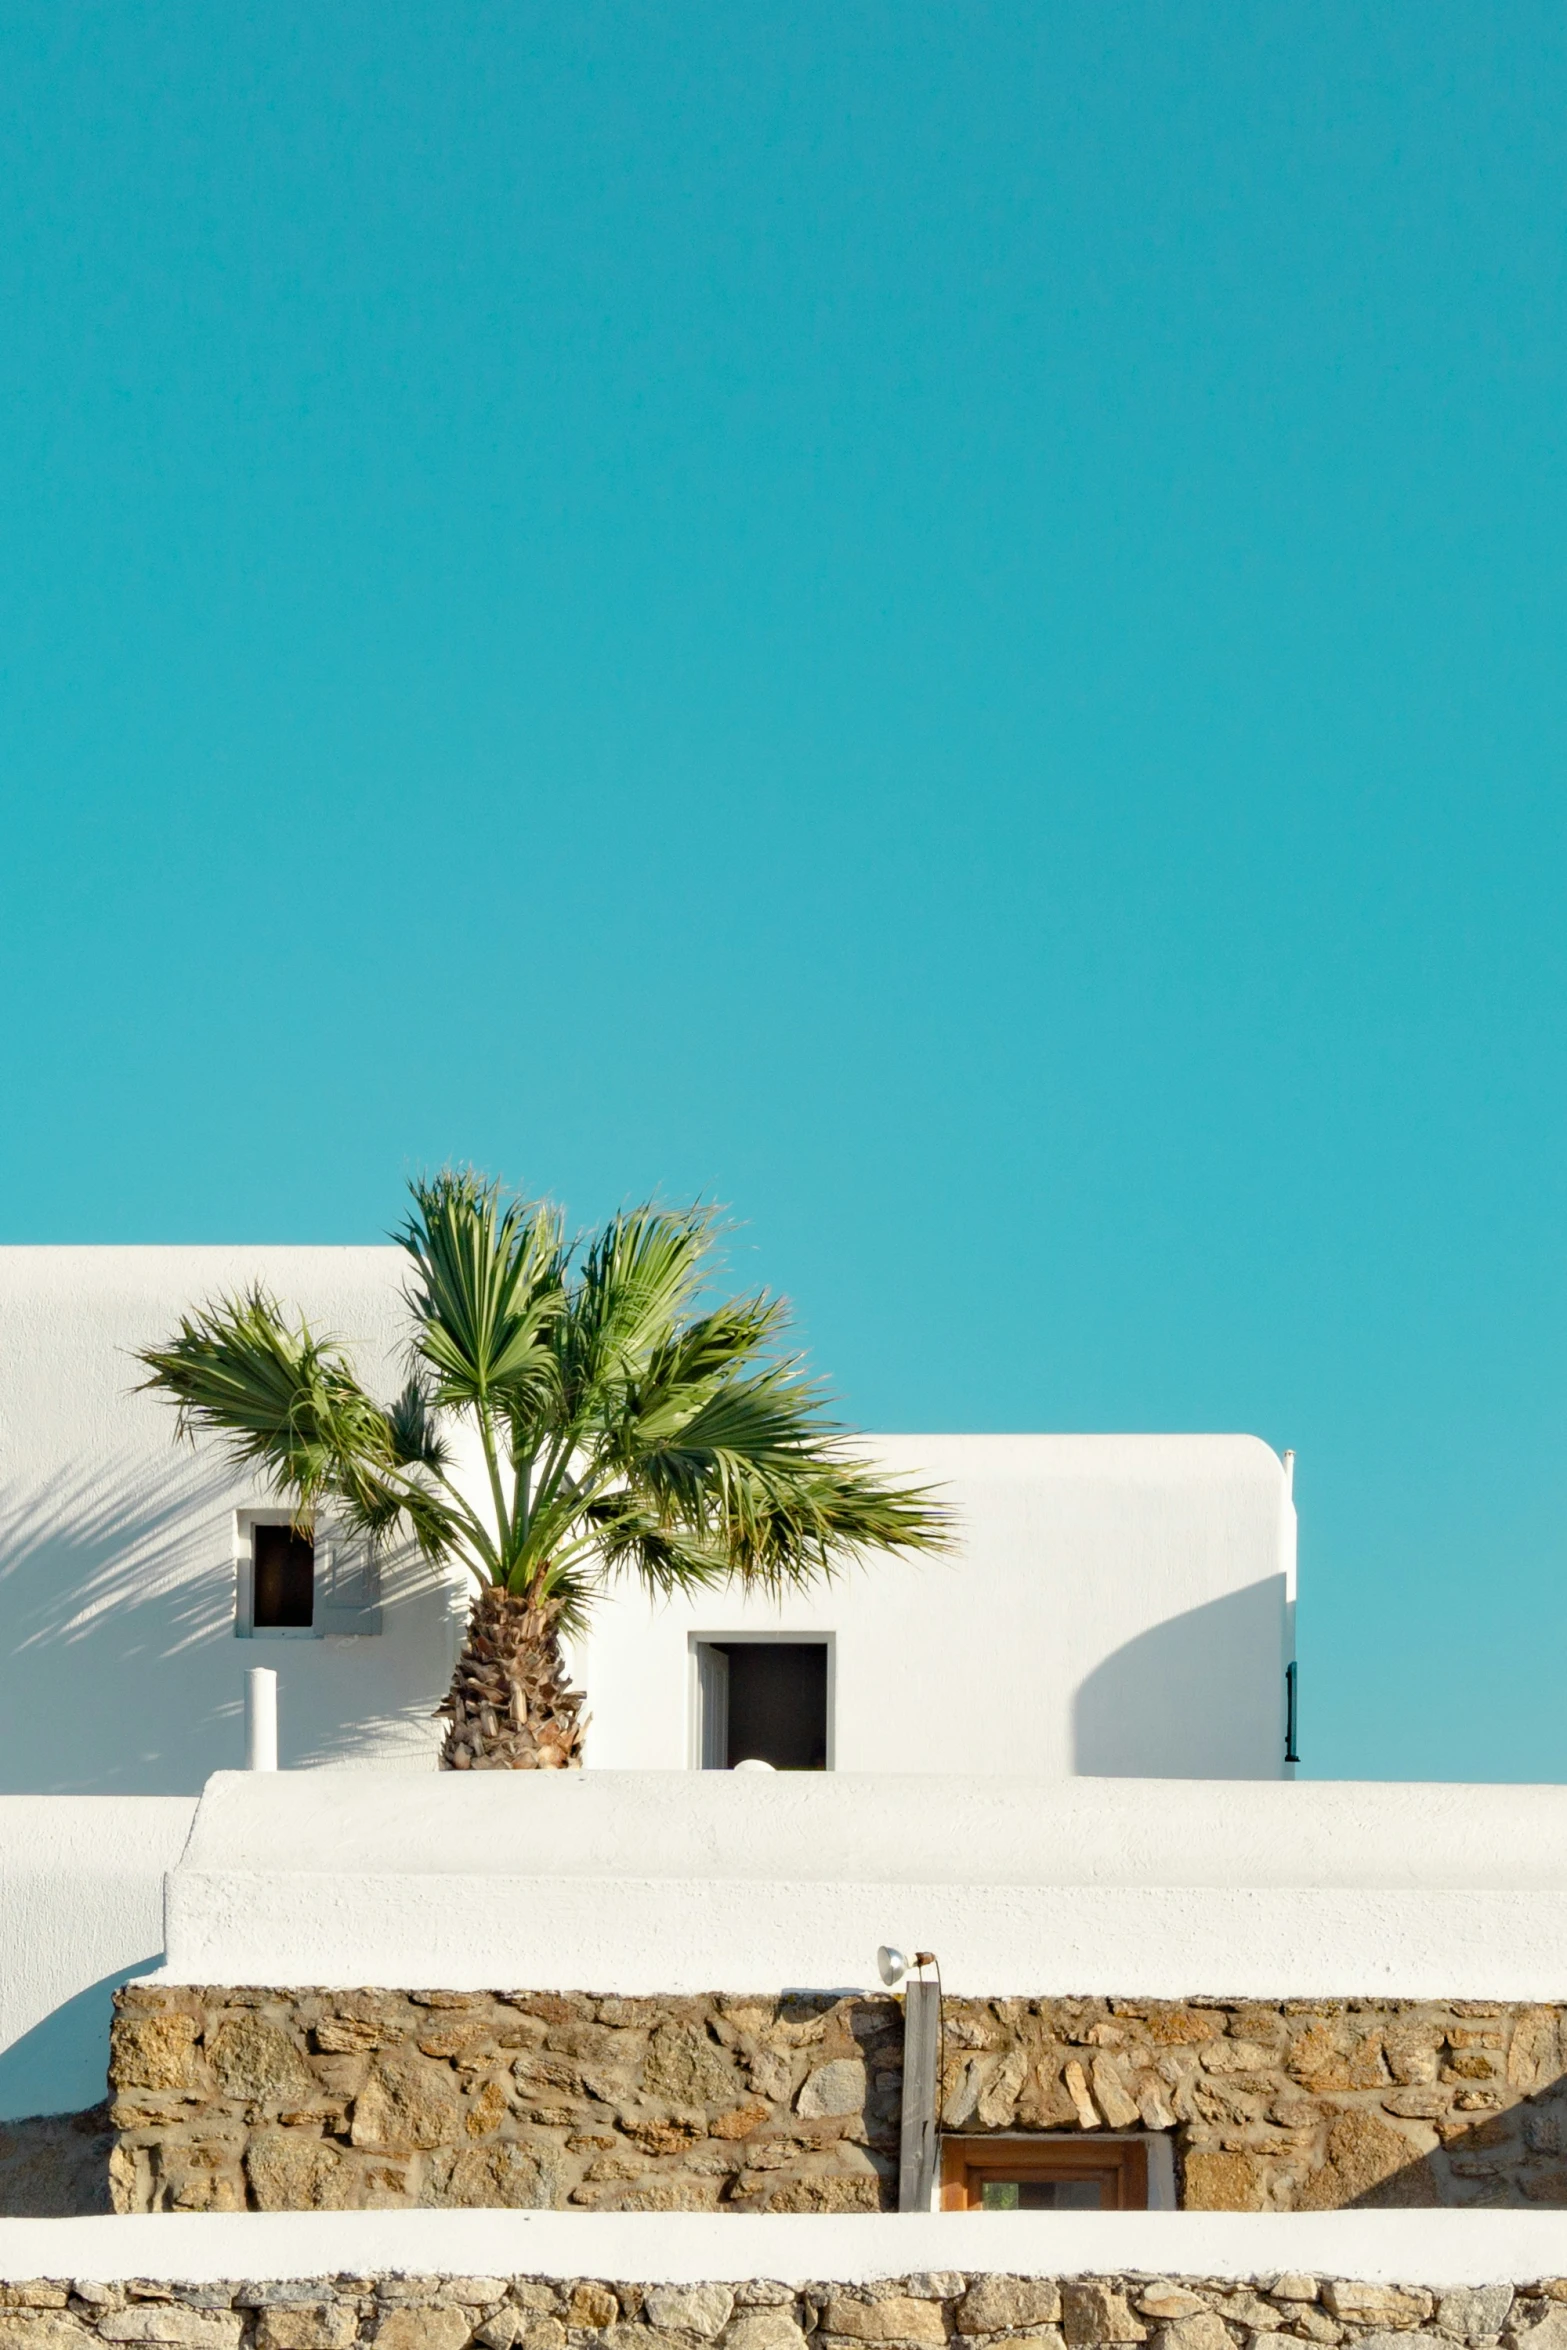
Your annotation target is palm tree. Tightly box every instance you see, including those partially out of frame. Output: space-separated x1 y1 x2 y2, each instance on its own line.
137 1171 948 1769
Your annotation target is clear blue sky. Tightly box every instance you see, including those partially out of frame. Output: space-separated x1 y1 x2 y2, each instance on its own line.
2 4 1564 1782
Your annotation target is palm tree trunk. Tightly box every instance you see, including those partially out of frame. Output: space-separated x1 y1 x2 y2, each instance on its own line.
439 1586 587 1769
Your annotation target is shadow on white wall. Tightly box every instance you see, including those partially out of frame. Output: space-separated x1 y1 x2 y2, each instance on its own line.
1072 1577 1288 1778
0 1455 451 1793
0 1959 155 2123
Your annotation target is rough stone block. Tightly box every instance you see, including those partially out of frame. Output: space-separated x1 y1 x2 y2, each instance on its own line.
440 2141 554 2206
352 2053 462 2152
643 2024 739 2107
1287 2316 1341 2346
1155 2318 1229 2350
722 2312 809 2350
110 2016 200 2094
567 2288 620 2330
1182 2150 1267 2211
1089 2057 1140 2129
1435 2290 1513 2340
1351 2334 1446 2350
254 2310 359 2350
98 2315 244 2350
207 2018 315 2106
1214 2296 1283 2332
710 2103 772 2142
373 2312 473 2350
0 2296 68 2314
473 2319 523 2350
957 2280 1062 2334
645 2291 735 2338
820 2300 945 2344
244 2132 349 2212
1133 2297 1207 2326
796 2062 867 2120
1061 2288 1146 2346
0 2322 99 2350
1321 2290 1432 2330
1299 2112 1435 2211
1510 2316 1567 2350
759 2174 880 2212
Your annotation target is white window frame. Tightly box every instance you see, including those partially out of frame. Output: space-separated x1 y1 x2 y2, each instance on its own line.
234 1511 383 1639
687 1630 836 1771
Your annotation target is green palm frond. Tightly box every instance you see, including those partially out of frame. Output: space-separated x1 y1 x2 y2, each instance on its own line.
138 1168 952 1625
581 1492 732 1601
399 1171 564 1411
135 1289 390 1512
134 1287 487 1571
555 1205 716 1406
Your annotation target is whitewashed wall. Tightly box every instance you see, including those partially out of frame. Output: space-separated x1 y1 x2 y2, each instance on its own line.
577 1433 1296 1779
0 1248 463 1796
0 1795 194 2120
0 1248 1294 1795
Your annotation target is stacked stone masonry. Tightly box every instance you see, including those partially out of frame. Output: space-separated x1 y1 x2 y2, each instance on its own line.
6 2275 1567 2350
108 1989 1567 2214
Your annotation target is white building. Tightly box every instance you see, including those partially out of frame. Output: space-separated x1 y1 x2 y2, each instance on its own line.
0 1247 1298 1795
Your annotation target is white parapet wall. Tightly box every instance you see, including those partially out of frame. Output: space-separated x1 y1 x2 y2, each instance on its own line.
576 1432 1296 1780
157 1767 1567 2000
0 1797 196 2120
3 2207 1567 2284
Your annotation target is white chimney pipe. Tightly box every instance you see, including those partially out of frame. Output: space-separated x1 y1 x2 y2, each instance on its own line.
245 1668 278 1771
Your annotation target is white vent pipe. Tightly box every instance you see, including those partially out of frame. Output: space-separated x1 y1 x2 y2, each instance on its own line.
245 1668 278 1771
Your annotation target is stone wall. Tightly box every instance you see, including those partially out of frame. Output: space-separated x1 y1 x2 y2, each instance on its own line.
107 1989 1567 2215
3 2272 1567 2350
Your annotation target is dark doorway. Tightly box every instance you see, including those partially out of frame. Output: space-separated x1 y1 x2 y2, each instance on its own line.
716 1641 828 1770
252 1524 315 1629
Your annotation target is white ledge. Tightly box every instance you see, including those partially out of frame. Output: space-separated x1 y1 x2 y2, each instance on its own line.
156 1771 1567 1999
1 2209 1566 2286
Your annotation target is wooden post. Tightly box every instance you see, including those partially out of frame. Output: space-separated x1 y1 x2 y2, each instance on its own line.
898 1976 939 2211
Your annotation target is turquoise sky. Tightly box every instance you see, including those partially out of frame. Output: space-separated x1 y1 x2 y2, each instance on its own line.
3 5 1565 1782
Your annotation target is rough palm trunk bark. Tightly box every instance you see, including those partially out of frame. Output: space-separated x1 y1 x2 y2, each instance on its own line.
439 1585 587 1769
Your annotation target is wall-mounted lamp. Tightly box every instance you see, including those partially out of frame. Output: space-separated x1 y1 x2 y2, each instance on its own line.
876 1945 936 1987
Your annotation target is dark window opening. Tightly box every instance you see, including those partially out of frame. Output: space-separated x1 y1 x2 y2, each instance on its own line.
252 1523 315 1630
707 1640 828 1770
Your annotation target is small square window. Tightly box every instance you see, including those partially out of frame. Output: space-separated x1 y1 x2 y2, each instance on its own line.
251 1523 315 1630
694 1639 830 1769
941 2136 1149 2210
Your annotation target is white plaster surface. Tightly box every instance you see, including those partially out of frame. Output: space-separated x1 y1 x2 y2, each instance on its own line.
0 1797 195 2119
158 1769 1567 1999
1 2207 1566 2286
0 1249 463 1795
0 1246 1296 1794
578 1433 1296 1781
